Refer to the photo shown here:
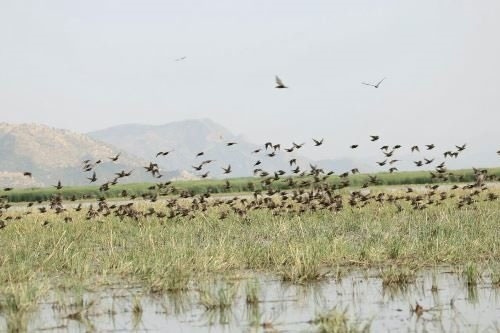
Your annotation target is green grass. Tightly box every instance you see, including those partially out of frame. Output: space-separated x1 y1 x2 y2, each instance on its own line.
0 187 499 327
0 192 499 291
3 167 499 203
312 307 371 333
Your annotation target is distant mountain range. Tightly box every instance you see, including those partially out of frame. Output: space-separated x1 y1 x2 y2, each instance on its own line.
87 119 314 179
0 123 148 187
0 119 411 188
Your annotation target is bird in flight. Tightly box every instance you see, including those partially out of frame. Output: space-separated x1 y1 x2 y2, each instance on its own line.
109 153 121 162
88 171 97 183
312 138 324 146
222 165 232 174
370 135 380 142
23 172 32 178
156 150 173 157
175 56 187 62
362 77 386 88
275 76 288 89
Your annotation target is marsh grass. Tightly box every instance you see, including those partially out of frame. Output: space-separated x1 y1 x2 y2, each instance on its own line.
380 267 417 287
0 190 499 321
462 263 482 287
198 280 238 311
0 286 42 333
491 267 500 288
280 246 327 284
312 307 371 333
245 279 260 305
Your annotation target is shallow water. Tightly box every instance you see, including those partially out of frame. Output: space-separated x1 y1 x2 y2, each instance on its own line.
1 268 499 332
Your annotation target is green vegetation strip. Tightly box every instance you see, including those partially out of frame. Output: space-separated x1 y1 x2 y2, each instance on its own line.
3 167 500 203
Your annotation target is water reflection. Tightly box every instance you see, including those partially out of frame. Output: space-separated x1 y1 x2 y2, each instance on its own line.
0 268 499 332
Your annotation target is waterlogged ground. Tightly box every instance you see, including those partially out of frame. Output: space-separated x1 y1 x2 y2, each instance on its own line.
1 268 499 332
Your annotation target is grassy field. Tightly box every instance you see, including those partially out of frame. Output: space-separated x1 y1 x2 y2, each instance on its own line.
1 190 499 289
1 185 499 330
3 167 500 203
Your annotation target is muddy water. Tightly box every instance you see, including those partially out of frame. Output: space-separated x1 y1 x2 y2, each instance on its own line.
1 268 499 332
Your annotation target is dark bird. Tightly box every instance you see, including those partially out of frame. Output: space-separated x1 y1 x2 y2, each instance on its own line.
312 138 324 146
362 77 385 88
192 164 203 171
426 144 435 150
370 135 379 142
23 172 32 177
285 147 294 152
293 142 305 149
289 158 297 166
389 167 398 173
267 152 276 157
376 159 387 166
109 153 121 162
88 172 97 183
54 181 63 190
252 148 262 154
226 142 237 146
350 145 358 149
456 144 466 152
222 165 232 174
424 158 434 165
254 160 262 166
201 159 215 165
275 75 288 89
414 161 423 167
411 146 420 153
200 171 209 178
264 142 273 150
196 152 204 157
156 150 173 157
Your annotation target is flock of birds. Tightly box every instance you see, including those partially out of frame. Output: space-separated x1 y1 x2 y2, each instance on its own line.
0 115 499 228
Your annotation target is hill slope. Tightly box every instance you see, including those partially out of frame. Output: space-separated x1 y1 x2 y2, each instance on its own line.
88 119 307 178
0 123 150 187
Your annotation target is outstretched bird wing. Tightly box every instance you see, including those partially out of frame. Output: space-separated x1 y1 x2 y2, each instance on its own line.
375 77 386 87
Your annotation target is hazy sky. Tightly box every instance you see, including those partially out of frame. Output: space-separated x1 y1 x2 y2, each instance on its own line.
1 0 499 162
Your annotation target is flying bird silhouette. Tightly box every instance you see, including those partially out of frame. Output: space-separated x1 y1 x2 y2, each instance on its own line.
312 138 324 146
275 76 288 89
362 78 385 88
109 153 120 162
361 77 385 88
